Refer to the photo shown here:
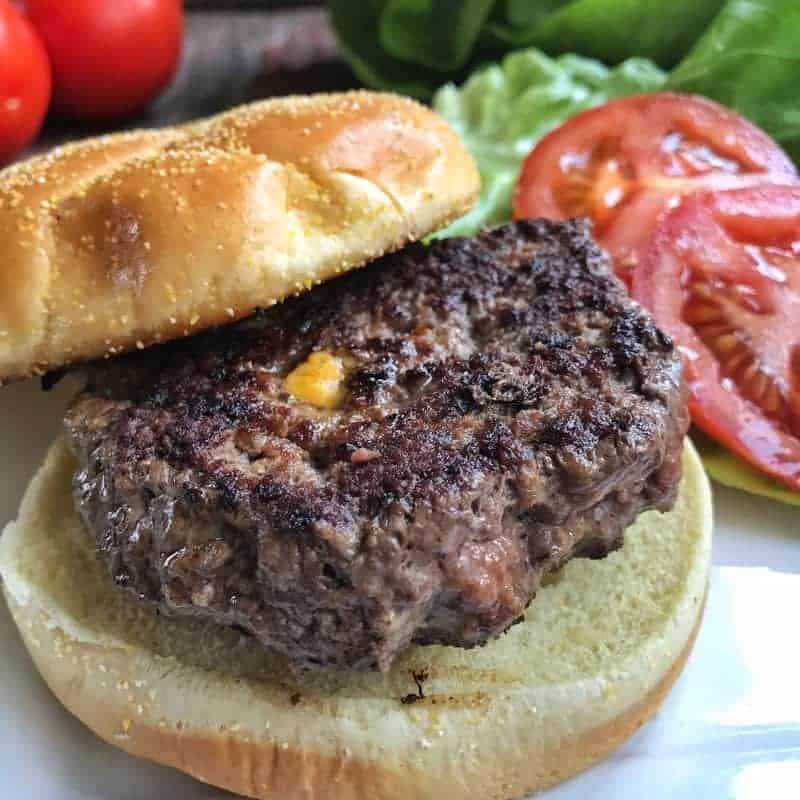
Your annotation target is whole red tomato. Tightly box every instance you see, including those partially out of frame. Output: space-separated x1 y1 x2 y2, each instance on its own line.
0 0 50 164
24 0 183 121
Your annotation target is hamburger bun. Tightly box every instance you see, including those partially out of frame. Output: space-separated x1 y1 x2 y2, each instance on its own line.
0 91 479 383
0 439 712 800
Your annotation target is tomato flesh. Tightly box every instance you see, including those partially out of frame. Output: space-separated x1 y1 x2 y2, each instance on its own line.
632 186 800 489
514 93 798 280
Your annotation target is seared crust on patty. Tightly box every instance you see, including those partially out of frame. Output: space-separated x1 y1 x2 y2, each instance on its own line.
65 220 688 671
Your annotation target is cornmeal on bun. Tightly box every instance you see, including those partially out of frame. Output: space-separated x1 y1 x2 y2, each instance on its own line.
0 92 478 382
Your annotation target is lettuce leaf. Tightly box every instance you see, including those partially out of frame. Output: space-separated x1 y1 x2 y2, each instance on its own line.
328 1 437 98
329 0 723 99
667 0 800 161
379 0 496 71
331 0 800 160
432 49 666 237
692 433 800 506
488 0 726 68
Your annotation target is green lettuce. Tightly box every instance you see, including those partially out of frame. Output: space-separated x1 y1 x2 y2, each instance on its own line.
329 0 723 99
432 49 666 237
489 0 726 68
331 0 800 159
693 434 800 506
667 0 800 161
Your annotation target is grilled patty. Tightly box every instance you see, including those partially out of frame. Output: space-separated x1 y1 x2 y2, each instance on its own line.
65 220 688 672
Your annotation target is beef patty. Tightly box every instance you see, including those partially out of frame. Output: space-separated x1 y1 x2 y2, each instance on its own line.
64 220 688 672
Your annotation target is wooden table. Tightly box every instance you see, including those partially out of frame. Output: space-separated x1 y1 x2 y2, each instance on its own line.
30 7 357 156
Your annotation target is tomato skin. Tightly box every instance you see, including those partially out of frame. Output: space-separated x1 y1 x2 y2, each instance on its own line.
632 185 800 490
0 0 50 164
514 92 800 488
24 0 183 121
513 93 798 280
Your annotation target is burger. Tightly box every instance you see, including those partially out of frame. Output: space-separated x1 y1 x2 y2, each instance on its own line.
0 92 711 799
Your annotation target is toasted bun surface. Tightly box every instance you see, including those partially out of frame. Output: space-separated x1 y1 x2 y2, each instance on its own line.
0 440 711 800
0 92 479 382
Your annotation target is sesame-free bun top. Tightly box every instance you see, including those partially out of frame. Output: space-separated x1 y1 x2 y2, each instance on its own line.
0 91 479 382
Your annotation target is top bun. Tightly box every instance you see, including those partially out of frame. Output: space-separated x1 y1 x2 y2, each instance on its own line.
0 92 479 382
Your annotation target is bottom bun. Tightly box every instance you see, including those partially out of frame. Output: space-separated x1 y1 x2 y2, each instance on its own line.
0 439 712 800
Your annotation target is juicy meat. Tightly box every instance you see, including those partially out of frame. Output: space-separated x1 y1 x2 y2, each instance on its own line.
65 220 688 672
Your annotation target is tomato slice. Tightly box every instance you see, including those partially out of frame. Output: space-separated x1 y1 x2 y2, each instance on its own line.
631 185 800 490
513 93 798 280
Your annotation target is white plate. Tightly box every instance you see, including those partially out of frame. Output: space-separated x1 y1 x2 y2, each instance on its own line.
2 378 799 800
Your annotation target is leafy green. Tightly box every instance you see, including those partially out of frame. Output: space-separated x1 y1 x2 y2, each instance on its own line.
329 0 725 99
380 0 496 70
668 0 800 161
432 49 666 236
330 0 800 159
693 433 800 506
328 1 436 98
487 0 726 68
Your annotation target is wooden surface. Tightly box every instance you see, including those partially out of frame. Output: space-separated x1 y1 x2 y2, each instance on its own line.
31 8 356 156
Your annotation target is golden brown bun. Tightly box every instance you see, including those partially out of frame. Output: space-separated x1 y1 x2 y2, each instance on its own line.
0 92 479 382
0 440 712 799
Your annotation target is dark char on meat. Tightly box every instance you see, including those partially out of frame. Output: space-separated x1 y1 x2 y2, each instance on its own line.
65 219 688 672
